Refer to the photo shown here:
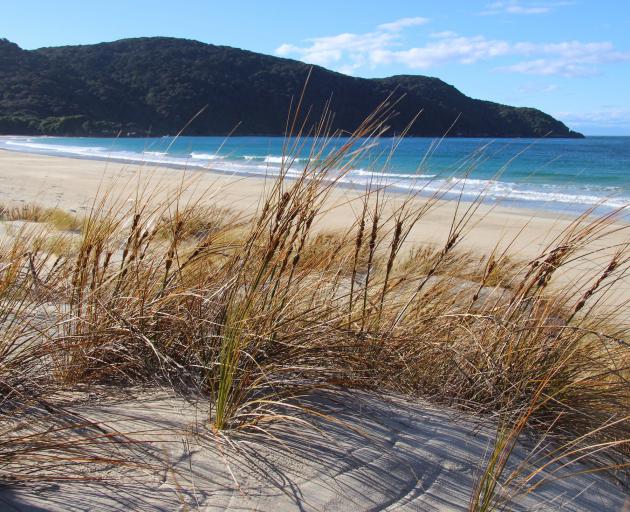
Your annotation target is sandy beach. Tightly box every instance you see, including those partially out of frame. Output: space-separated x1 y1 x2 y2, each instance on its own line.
2 148 628 323
0 149 601 249
1 149 629 511
1 148 629 511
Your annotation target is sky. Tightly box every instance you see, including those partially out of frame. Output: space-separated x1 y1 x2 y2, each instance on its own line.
2 0 629 135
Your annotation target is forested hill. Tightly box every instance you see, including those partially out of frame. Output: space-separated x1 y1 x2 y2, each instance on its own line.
0 37 583 138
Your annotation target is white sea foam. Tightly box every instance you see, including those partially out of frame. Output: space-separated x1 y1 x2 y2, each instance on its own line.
5 139 107 154
1 136 626 211
190 152 224 160
243 155 308 163
352 168 437 180
389 176 630 209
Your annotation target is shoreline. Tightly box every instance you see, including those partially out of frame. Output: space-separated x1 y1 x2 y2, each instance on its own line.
0 145 588 224
0 144 608 224
1 148 629 322
2 135 628 215
0 147 624 242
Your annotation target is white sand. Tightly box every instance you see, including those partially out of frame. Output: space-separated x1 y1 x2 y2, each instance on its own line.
2 148 629 323
2 389 628 511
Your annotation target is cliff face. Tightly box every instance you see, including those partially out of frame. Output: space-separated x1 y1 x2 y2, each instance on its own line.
0 37 583 138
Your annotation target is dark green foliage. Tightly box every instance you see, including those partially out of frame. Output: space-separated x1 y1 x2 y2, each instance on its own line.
0 37 583 138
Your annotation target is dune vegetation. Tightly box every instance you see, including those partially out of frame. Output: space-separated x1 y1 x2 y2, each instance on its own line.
0 101 628 509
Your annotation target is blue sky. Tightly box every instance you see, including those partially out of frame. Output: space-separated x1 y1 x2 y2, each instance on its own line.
2 0 629 134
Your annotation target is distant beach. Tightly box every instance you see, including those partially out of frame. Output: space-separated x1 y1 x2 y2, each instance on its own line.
2 135 629 214
1 148 628 323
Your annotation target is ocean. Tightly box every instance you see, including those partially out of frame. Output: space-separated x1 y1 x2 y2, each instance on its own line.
1 135 629 214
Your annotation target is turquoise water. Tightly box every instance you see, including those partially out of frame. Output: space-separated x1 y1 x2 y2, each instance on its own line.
1 135 629 214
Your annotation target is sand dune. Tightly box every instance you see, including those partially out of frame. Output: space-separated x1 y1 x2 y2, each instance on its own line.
3 388 628 511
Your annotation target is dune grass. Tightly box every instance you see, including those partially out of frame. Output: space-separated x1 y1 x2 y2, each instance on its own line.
0 101 628 507
0 203 83 232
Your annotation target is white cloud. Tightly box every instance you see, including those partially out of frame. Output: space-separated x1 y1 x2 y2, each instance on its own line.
481 1 570 15
276 31 397 67
504 59 594 76
518 83 559 93
274 17 421 69
378 17 430 32
371 35 511 70
276 21 630 77
554 108 630 127
429 31 459 39
503 41 630 76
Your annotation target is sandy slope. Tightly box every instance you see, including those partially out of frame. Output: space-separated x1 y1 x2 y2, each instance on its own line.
2 388 628 512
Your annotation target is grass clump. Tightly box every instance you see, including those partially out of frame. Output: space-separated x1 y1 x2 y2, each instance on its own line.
45 208 83 232
0 203 83 232
0 101 627 506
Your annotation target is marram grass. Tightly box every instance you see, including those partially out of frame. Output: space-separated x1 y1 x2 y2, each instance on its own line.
0 102 628 507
